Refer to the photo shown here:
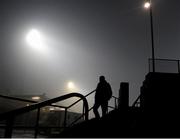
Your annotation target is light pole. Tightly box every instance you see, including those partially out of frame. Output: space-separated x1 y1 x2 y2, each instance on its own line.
144 0 155 72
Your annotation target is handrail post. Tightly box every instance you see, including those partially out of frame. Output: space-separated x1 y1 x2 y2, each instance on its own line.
4 116 14 138
148 59 151 72
178 60 180 73
64 108 67 128
83 102 85 120
34 108 40 138
115 98 117 109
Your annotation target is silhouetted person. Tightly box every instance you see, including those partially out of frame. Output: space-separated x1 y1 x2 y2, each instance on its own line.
93 76 112 118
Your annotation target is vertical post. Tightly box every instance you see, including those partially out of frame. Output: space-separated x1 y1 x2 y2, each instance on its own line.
118 82 129 110
4 116 14 138
178 60 180 73
64 108 67 128
148 59 151 72
149 0 155 72
82 102 85 120
34 108 40 138
114 97 117 109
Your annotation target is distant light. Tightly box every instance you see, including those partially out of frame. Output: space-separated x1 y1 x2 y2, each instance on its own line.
49 107 55 111
144 1 151 9
68 82 75 89
26 104 30 106
32 96 40 100
59 108 65 111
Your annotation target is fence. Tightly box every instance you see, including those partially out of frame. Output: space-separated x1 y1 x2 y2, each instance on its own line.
149 58 180 73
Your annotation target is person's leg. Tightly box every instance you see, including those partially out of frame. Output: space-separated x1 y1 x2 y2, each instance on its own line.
101 101 108 117
93 102 100 118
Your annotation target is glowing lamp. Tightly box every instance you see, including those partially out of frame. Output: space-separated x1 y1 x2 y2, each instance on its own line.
144 1 151 9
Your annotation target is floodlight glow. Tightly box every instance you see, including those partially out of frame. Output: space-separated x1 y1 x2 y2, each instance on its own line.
144 2 151 9
68 82 75 89
26 29 47 53
26 29 42 46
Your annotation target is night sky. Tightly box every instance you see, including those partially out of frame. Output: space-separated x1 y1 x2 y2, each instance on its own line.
0 0 180 106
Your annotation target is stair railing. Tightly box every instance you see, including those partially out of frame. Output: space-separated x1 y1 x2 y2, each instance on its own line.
148 58 180 73
0 93 88 138
0 94 66 109
0 90 118 138
132 94 141 107
67 90 119 127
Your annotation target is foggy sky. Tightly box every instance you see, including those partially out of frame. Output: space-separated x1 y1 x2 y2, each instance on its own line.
0 0 180 105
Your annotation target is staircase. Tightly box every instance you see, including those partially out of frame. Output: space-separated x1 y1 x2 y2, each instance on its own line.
58 72 180 138
58 108 142 138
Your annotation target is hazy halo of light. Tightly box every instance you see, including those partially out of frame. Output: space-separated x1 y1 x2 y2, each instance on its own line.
144 2 151 9
26 29 48 53
68 81 75 89
32 96 40 100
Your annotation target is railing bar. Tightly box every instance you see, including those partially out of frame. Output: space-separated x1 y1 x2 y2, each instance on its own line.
68 106 94 128
0 94 37 103
50 104 67 109
84 90 96 98
178 60 180 73
67 98 82 109
63 108 67 128
149 58 180 73
4 116 14 138
34 108 40 138
114 98 117 109
0 93 89 121
108 106 115 109
0 94 67 109
82 102 85 120
149 58 180 62
0 126 67 129
111 96 118 99
132 94 141 107
68 114 84 127
67 90 96 109
149 59 151 72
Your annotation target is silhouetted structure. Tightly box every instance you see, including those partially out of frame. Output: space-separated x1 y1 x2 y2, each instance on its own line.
118 82 129 110
93 76 112 118
59 72 180 138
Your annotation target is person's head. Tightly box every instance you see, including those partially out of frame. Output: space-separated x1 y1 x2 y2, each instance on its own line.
99 75 105 82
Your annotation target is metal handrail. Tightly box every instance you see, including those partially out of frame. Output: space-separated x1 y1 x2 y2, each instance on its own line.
0 94 67 109
112 96 119 109
64 90 96 127
67 90 96 109
67 92 119 127
0 90 118 137
68 105 94 128
0 92 89 138
0 94 37 103
132 94 141 107
68 100 118 128
148 58 180 73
